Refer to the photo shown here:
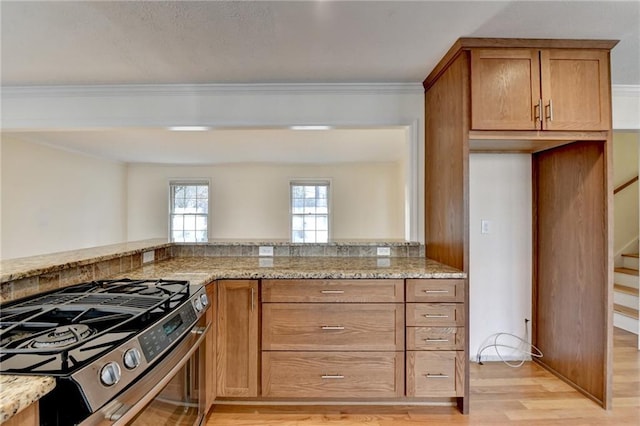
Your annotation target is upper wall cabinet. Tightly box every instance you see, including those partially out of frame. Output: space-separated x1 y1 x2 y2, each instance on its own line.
470 47 612 132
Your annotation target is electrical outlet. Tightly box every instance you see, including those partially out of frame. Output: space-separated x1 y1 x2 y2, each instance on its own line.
142 251 155 264
376 247 391 257
258 246 274 257
481 220 491 234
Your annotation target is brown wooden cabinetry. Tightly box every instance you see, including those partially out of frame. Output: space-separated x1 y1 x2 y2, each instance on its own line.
424 37 615 410
204 282 216 413
261 279 405 399
216 279 259 397
405 279 465 398
471 48 611 131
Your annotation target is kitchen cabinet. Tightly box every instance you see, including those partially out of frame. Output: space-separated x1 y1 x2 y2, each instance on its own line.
216 280 259 397
471 48 611 131
405 279 465 398
423 37 615 411
3 402 38 426
204 282 216 412
261 279 404 399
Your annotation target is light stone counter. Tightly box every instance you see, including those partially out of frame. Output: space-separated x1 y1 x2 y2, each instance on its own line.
113 256 466 283
0 375 55 424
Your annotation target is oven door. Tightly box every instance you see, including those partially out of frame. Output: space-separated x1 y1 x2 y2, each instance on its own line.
81 320 210 426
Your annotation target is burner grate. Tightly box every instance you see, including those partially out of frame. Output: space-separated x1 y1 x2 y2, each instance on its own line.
72 294 162 310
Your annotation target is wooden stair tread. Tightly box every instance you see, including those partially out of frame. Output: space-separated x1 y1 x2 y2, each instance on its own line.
614 283 640 296
615 267 639 276
621 253 639 258
614 303 639 319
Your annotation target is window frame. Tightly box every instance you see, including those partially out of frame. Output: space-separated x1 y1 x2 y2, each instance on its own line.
168 179 211 243
289 179 332 243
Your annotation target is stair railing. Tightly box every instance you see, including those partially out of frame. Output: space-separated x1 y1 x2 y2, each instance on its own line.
614 175 638 195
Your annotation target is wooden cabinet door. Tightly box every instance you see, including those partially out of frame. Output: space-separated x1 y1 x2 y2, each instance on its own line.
470 49 541 130
204 282 216 412
216 280 259 397
540 49 611 131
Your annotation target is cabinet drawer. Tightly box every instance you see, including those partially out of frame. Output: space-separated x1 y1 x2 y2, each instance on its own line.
406 279 464 302
263 303 404 351
407 327 465 350
262 279 404 303
406 304 464 327
262 351 404 398
407 351 464 397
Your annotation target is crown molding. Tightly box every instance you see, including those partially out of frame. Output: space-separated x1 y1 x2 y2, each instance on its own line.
612 84 640 97
1 83 424 98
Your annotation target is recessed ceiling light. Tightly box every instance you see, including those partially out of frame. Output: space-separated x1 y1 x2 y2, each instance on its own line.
168 126 210 131
290 125 332 130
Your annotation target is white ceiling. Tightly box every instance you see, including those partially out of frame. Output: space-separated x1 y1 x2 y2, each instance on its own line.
1 0 638 164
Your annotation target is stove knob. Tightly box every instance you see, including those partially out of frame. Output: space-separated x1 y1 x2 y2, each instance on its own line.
200 293 209 307
100 362 121 387
194 297 203 312
123 348 142 370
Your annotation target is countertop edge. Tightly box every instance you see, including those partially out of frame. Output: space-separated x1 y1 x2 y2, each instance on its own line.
0 375 55 424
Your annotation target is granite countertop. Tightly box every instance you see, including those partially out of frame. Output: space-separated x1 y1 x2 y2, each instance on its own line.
0 376 55 423
0 254 464 423
111 256 466 283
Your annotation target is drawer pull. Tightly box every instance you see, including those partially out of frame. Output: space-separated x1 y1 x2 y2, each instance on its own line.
424 314 449 318
424 338 449 343
321 326 345 330
425 374 449 379
321 375 345 379
321 290 345 294
424 290 449 294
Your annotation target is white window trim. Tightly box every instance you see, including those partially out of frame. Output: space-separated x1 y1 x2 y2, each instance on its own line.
168 178 212 242
289 179 332 243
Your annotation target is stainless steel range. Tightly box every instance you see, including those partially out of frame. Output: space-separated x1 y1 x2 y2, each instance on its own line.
0 278 210 426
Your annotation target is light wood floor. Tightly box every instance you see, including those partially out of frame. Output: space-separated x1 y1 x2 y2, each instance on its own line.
206 328 639 425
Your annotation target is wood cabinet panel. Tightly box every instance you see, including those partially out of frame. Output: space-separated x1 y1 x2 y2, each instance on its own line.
3 402 38 426
407 327 465 351
262 303 404 351
471 49 541 130
406 303 464 327
262 351 404 398
204 282 216 413
406 279 465 303
262 279 404 303
407 351 465 397
216 280 259 397
541 49 611 131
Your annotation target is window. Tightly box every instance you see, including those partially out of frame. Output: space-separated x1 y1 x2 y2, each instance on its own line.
170 181 209 242
290 181 329 243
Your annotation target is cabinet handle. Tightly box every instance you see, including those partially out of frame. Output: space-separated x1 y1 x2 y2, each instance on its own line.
251 287 255 312
425 374 449 379
424 338 449 343
321 290 345 294
424 314 448 318
545 99 553 121
534 98 543 125
424 290 449 294
321 326 345 330
321 375 345 379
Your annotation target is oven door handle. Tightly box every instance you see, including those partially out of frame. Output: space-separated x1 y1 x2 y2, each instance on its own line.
80 321 211 426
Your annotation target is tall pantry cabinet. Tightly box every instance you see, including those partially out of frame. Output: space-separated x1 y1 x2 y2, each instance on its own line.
423 38 617 413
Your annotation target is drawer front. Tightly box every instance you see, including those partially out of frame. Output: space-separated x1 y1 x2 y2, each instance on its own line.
406 279 465 303
262 351 404 398
262 279 404 303
263 303 404 351
406 351 464 397
407 327 465 350
406 304 464 327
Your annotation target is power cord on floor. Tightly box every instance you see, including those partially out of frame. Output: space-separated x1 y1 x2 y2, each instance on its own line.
476 318 543 367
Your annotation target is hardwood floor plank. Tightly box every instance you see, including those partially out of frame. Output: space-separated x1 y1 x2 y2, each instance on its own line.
206 328 639 425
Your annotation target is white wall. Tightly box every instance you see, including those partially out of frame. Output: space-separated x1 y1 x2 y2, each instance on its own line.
613 132 640 255
469 154 532 361
0 136 127 259
127 162 404 241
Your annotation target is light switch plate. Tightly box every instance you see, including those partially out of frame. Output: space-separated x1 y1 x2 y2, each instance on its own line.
259 246 274 257
481 220 491 234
